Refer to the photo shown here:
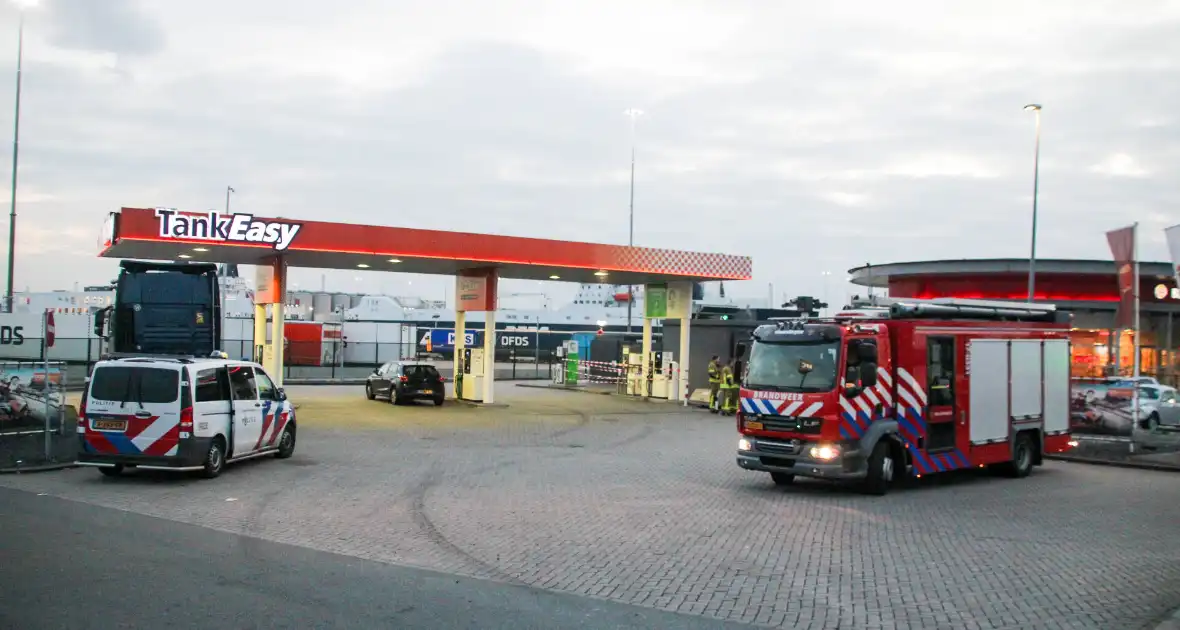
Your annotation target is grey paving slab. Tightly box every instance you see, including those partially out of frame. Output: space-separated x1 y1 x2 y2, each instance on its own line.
4 386 1178 629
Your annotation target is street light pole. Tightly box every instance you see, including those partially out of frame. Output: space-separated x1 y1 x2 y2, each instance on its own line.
5 10 25 313
1024 103 1042 302
820 271 832 315
624 108 643 334
225 185 234 214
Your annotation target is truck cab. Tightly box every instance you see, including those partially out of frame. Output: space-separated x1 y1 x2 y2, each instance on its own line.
736 318 901 494
93 260 221 358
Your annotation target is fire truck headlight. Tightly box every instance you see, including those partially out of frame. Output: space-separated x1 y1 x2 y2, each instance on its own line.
738 437 753 452
809 444 840 461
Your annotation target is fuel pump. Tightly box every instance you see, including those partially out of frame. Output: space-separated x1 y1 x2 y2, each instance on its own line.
461 347 486 401
649 351 674 399
454 348 465 397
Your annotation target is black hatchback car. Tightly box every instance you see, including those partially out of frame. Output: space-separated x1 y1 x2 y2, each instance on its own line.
365 361 445 406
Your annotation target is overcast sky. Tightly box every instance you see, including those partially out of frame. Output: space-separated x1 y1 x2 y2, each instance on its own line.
0 0 1176 305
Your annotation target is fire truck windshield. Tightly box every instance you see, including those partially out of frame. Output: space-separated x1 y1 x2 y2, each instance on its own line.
745 340 840 392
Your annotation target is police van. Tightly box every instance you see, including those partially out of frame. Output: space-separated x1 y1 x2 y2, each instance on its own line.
77 354 297 478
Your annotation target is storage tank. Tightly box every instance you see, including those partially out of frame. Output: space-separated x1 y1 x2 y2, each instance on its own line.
289 291 313 308
331 293 350 313
312 293 332 316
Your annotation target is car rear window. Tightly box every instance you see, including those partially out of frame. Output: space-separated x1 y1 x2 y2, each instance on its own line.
90 366 180 404
406 365 440 379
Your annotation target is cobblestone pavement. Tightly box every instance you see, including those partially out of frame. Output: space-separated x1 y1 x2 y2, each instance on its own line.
4 384 1179 630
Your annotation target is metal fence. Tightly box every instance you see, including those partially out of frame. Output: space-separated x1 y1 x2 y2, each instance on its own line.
267 341 562 381
0 338 564 383
0 361 76 469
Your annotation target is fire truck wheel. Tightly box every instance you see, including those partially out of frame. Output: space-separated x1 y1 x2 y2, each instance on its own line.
98 464 124 477
1006 433 1035 478
770 472 795 486
862 441 894 496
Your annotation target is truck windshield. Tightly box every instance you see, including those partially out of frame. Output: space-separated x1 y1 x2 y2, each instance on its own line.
745 340 840 392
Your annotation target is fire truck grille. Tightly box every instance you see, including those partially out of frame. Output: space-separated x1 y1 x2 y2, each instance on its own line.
755 439 802 455
759 416 822 434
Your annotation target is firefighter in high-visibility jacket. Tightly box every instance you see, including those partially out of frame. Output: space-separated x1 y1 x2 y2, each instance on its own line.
719 359 739 415
707 355 722 412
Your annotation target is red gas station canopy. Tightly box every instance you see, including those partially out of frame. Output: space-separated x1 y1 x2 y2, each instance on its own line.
99 207 753 285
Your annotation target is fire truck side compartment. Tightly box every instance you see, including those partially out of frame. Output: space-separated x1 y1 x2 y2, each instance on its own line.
968 340 1011 445
1042 339 1071 435
1009 340 1044 420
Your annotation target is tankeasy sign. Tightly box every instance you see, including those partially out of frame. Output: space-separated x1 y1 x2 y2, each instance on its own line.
155 208 302 251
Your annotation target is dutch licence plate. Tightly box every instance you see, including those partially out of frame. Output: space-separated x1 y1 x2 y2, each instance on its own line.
93 419 127 431
744 421 763 431
420 389 433 395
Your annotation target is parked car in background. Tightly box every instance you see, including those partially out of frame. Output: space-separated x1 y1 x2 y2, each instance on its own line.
1138 385 1180 430
365 361 446 406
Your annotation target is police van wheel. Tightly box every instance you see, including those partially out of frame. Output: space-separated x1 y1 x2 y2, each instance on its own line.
862 441 893 496
275 426 296 459
201 438 226 479
770 472 794 486
98 464 124 477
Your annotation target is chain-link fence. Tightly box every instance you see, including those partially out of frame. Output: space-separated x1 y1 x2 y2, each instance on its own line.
266 341 563 381
0 361 76 469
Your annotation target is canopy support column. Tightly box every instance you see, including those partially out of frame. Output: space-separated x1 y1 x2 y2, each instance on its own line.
455 268 498 403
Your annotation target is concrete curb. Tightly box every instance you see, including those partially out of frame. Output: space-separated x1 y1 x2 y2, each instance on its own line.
1153 605 1180 630
0 461 77 474
287 378 553 387
515 383 614 396
1045 454 1180 473
446 398 510 409
513 383 713 409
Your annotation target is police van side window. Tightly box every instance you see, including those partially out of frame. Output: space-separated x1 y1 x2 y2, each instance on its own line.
228 365 258 400
255 369 277 401
194 368 231 402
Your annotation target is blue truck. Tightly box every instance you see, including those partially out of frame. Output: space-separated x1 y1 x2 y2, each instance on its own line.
93 260 223 357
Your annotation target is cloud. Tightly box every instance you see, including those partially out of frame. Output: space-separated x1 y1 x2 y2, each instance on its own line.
1090 153 1152 178
0 0 1176 304
41 0 165 57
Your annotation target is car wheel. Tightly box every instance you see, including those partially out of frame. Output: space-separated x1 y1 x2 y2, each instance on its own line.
365 383 375 400
1147 412 1160 431
98 464 124 477
275 425 296 459
433 396 444 407
201 437 226 479
770 472 794 486
861 441 894 496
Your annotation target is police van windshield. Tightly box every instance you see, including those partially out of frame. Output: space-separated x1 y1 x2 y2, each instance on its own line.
745 340 840 392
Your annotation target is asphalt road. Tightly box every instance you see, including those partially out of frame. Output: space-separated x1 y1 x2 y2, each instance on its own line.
0 487 752 630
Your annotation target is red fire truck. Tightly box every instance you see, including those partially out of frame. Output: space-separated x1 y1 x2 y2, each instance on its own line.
735 297 1074 495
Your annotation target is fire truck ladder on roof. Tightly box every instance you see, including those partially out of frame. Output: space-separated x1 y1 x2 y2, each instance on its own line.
883 297 1064 323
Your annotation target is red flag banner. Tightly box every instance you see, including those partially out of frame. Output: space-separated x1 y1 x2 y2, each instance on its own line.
1106 225 1135 328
